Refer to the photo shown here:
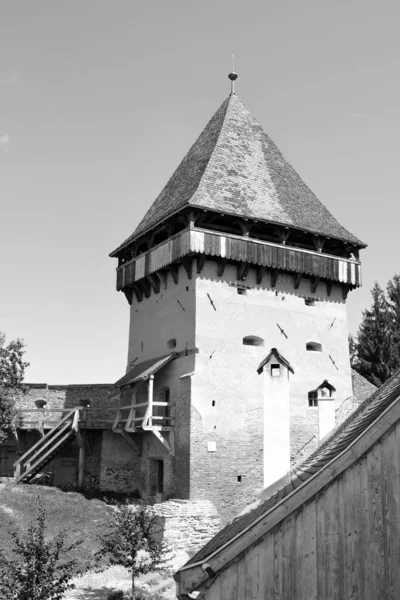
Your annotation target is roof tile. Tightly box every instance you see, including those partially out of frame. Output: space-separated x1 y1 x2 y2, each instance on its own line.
112 94 364 255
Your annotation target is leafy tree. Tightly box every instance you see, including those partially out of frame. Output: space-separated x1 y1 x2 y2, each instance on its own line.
348 333 358 368
352 283 394 386
0 500 82 600
96 503 168 598
387 274 400 370
0 332 29 443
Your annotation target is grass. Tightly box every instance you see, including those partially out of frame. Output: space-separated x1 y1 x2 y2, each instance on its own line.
0 481 113 573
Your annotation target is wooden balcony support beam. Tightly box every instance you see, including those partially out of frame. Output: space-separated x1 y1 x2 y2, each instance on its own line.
270 268 279 288
123 289 133 305
196 255 206 274
326 280 333 297
159 270 168 289
310 276 320 294
313 235 325 253
139 279 151 299
170 265 179 285
148 273 160 294
132 283 143 303
256 266 265 285
294 272 302 290
181 257 193 280
237 261 249 282
217 258 227 277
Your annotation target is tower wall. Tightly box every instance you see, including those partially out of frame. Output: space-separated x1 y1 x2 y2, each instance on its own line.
189 260 353 520
126 265 196 367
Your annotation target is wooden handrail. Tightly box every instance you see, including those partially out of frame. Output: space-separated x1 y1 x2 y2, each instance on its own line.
13 408 78 468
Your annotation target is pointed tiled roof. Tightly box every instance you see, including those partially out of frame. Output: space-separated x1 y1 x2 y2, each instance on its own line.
112 94 364 255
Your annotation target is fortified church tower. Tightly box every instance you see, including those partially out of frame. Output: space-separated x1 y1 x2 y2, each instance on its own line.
110 74 365 521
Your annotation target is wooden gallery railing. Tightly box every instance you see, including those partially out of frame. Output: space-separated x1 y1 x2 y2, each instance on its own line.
116 227 362 297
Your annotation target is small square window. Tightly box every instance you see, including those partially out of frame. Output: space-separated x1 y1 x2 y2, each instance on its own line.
237 287 247 296
271 364 281 377
308 392 318 407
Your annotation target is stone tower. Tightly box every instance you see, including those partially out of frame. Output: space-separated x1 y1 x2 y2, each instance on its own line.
110 86 365 521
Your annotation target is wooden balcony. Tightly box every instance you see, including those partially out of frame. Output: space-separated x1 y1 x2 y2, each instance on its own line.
19 408 116 432
116 227 361 294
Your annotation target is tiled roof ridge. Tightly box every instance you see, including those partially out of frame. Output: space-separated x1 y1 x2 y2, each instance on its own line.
184 368 400 568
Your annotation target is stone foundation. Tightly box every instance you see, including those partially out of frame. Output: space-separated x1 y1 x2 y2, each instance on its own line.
154 499 222 556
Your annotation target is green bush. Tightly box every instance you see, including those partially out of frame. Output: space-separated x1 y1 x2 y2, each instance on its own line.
0 498 82 600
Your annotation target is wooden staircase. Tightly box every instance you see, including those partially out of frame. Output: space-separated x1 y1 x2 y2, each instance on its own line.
14 408 80 484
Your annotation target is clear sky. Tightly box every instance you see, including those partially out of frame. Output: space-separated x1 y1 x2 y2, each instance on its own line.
1 1 399 383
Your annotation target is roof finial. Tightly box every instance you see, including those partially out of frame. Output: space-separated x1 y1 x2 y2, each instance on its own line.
228 54 238 95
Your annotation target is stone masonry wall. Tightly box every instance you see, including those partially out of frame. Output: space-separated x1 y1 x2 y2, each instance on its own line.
16 383 119 429
154 499 222 556
190 405 264 525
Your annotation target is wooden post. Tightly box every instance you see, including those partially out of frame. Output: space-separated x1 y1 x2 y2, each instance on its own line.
148 375 154 427
75 430 85 490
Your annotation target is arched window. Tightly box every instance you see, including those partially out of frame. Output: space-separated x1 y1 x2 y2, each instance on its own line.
243 335 264 347
167 338 176 350
306 342 322 352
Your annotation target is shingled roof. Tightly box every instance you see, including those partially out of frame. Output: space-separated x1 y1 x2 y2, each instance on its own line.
112 93 364 255
180 367 400 571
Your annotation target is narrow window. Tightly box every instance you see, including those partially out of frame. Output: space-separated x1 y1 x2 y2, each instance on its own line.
243 335 264 347
167 338 176 349
306 342 322 352
271 364 281 377
308 391 318 407
212 400 215 407
237 476 242 483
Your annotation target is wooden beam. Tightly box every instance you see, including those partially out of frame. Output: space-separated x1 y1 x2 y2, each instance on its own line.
326 280 333 297
312 235 325 253
237 219 251 237
176 396 400 596
275 227 291 245
123 289 133 305
256 267 265 285
120 429 141 454
186 209 197 227
310 276 320 294
182 258 193 280
237 262 249 281
170 265 179 285
342 285 349 300
148 273 160 294
294 273 302 290
217 258 227 277
132 283 143 303
139 279 151 298
270 268 279 288
159 271 168 289
196 255 206 274
75 430 85 490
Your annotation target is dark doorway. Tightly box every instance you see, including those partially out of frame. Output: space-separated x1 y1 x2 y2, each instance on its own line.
149 459 164 496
